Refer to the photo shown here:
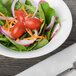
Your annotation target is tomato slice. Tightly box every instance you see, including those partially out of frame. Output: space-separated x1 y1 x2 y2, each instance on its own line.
15 10 26 22
25 18 42 30
11 22 25 38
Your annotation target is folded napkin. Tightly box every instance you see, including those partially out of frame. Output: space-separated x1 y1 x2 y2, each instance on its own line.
16 43 76 76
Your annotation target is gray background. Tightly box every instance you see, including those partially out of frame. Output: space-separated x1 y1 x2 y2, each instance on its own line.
0 0 76 76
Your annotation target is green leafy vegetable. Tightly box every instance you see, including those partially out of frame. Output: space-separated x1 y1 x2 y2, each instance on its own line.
40 2 56 25
5 36 38 51
5 36 27 51
0 0 59 52
0 33 4 38
9 45 19 51
46 22 57 41
0 37 11 47
15 1 40 18
26 42 38 51
38 4 45 35
38 2 56 40
33 39 48 50
38 2 56 35
20 33 27 40
0 3 11 16
25 0 32 6
15 1 36 14
45 27 53 40
0 0 13 13
0 21 5 26
0 38 8 42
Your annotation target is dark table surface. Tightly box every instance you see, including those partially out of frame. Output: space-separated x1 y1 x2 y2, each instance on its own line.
0 0 76 76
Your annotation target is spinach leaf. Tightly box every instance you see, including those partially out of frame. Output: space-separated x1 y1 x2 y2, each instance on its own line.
15 1 36 14
33 39 48 50
9 45 19 51
5 36 38 51
40 2 56 25
0 3 11 16
15 1 40 18
20 33 27 40
45 23 57 41
38 2 56 35
26 42 38 51
5 36 27 51
25 0 32 6
45 27 53 40
0 0 13 13
0 37 11 47
38 4 45 35
39 2 56 40
0 38 8 42
0 33 4 38
0 21 5 26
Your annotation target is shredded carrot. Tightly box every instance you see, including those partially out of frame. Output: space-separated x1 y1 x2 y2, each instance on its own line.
23 35 46 41
0 12 10 31
12 22 16 25
10 28 13 31
27 13 33 17
17 38 20 41
2 26 13 31
22 5 33 17
26 29 45 39
22 5 28 15
44 35 47 39
26 28 33 36
9 17 17 22
40 19 44 23
23 37 34 40
36 38 42 41
33 36 45 39
4 23 8 27
25 28 46 41
2 17 16 31
2 26 8 31
9 17 17 26
42 24 46 34
9 32 11 35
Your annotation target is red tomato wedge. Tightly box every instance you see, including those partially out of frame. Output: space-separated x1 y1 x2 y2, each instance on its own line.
15 10 26 22
11 22 25 38
25 18 42 30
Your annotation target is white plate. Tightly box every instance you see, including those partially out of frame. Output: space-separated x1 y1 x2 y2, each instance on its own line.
0 0 72 59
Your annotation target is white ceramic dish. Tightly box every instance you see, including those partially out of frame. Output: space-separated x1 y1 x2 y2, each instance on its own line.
0 0 72 59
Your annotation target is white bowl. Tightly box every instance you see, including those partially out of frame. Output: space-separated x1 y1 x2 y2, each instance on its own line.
0 0 72 59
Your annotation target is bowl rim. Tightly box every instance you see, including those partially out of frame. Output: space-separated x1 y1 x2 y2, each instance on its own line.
0 0 73 59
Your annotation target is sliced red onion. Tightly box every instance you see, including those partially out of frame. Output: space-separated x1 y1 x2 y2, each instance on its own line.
28 0 38 7
33 29 38 36
0 16 14 20
19 0 26 4
39 0 46 4
50 23 61 40
32 0 46 18
0 16 17 23
34 17 39 19
46 16 55 30
32 6 39 18
14 40 35 46
14 30 38 46
0 26 15 40
11 0 18 17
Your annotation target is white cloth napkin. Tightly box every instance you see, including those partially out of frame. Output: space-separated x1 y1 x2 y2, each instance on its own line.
16 43 76 76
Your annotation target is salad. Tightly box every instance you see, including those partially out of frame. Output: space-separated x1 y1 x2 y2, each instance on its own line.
0 0 61 51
